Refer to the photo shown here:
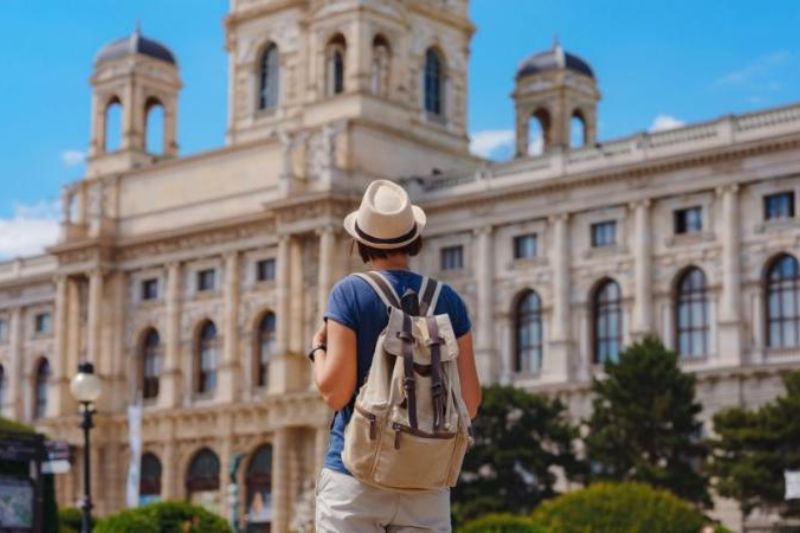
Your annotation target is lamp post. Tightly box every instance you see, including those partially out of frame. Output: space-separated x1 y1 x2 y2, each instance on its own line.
70 362 102 533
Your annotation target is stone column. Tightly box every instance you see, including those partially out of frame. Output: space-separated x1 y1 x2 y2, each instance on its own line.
631 200 653 337
473 226 496 382
314 426 329 476
7 308 22 419
219 252 241 402
317 226 336 320
717 184 743 365
542 214 571 382
289 238 304 355
160 262 183 408
161 430 178 500
164 96 179 157
48 276 72 417
271 428 291 533
87 269 104 366
276 236 291 355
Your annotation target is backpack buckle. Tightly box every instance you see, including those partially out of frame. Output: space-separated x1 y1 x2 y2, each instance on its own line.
425 336 444 347
396 331 415 344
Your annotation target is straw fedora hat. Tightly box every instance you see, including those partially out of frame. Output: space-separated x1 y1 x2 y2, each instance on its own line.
343 180 427 250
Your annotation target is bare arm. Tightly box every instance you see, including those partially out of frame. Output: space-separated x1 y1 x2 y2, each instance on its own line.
456 331 481 419
312 319 357 411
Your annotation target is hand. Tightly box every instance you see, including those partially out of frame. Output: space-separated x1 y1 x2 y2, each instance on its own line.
313 321 327 348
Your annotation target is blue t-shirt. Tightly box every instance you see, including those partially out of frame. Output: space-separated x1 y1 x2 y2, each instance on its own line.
322 269 472 475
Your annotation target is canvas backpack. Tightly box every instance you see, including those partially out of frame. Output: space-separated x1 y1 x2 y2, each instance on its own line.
341 271 471 491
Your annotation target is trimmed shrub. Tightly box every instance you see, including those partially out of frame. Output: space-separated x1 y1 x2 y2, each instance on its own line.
94 501 232 533
459 513 545 533
530 483 708 533
58 507 85 533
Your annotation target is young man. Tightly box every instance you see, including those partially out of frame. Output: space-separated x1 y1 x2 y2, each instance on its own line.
310 179 481 532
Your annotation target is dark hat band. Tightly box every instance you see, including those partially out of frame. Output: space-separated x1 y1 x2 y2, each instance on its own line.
354 221 418 246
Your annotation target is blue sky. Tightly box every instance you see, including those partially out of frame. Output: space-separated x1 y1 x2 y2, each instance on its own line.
0 0 798 257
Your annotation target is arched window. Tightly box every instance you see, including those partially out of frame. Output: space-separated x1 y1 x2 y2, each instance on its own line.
34 358 50 419
256 313 276 388
246 445 273 530
570 110 587 148
258 43 280 110
515 291 543 373
675 268 709 358
141 329 160 400
371 35 391 98
528 109 550 155
105 96 122 153
145 97 165 155
186 448 220 504
196 321 218 394
140 452 162 502
766 254 800 348
424 48 445 116
326 34 346 96
593 280 622 364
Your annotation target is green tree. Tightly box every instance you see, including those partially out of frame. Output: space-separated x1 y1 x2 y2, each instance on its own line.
710 370 800 518
451 384 584 524
584 335 710 506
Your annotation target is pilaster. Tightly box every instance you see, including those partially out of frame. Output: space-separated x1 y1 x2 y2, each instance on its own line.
160 261 183 408
717 184 743 365
631 199 653 337
271 428 291 533
219 252 241 402
48 275 73 418
473 226 496 382
7 308 23 420
542 213 571 382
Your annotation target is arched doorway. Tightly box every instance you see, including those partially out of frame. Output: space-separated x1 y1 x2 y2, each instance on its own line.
186 448 221 514
245 445 273 532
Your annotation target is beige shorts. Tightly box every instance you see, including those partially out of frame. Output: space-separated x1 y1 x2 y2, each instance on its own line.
315 468 451 533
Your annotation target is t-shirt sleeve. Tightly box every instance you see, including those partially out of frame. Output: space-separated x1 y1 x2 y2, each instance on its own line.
439 284 471 338
323 276 359 332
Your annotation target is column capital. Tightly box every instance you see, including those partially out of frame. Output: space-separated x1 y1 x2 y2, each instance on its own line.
472 225 493 237
165 259 181 271
627 198 652 211
314 224 339 237
547 212 570 224
715 183 740 196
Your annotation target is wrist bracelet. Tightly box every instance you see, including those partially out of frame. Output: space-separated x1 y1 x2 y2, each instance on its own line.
308 343 326 362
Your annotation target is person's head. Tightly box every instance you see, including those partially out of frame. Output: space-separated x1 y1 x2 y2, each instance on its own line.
343 180 426 266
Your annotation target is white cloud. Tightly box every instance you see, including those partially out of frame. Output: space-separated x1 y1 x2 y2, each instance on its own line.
470 129 515 158
0 201 60 259
713 50 790 88
61 149 86 167
528 134 543 156
649 114 685 132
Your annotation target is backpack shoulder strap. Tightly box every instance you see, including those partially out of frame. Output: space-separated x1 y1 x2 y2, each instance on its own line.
353 271 402 309
419 277 443 316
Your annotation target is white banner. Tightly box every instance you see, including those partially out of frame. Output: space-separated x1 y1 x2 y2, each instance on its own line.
786 471 800 500
126 404 143 508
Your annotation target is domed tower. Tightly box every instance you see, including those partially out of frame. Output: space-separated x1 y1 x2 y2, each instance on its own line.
87 24 182 177
513 39 600 157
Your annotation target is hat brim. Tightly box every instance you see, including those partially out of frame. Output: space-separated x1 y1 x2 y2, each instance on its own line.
343 205 427 250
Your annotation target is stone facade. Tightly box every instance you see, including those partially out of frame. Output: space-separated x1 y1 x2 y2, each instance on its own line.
1 0 799 531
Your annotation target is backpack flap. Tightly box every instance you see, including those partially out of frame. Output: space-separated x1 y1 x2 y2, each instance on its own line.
382 308 459 364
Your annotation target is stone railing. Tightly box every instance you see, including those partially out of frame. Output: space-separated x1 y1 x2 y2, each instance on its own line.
412 101 800 198
0 254 57 284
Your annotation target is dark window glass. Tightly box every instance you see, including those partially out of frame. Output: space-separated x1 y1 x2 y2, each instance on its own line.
593 280 622 364
674 206 703 235
0 319 6 342
424 48 444 116
141 278 159 301
256 259 276 282
258 44 280 110
246 445 273 529
197 322 218 394
513 233 538 259
34 359 50 418
0 364 5 410
197 269 216 292
440 245 464 271
515 291 543 373
140 453 162 497
34 312 51 334
327 36 346 96
764 192 795 221
591 221 617 247
142 329 160 400
766 254 800 348
186 448 220 492
676 268 708 358
256 313 276 388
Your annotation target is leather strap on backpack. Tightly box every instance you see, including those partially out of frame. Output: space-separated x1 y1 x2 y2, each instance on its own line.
426 315 446 433
419 277 442 316
401 313 418 430
354 272 402 309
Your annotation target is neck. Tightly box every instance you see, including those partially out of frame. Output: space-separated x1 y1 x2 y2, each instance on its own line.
370 255 410 271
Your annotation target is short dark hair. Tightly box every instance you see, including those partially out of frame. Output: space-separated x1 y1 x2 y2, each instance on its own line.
356 236 423 264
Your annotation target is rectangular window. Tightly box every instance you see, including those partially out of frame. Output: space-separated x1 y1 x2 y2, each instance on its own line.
440 245 464 271
674 206 703 235
591 221 617 247
764 191 795 221
513 233 538 259
256 258 276 282
34 312 51 334
141 278 159 301
196 269 216 292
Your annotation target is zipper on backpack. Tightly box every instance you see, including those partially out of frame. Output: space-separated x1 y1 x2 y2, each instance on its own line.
355 405 377 441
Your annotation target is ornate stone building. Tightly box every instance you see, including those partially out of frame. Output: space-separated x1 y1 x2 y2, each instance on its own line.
1 0 799 530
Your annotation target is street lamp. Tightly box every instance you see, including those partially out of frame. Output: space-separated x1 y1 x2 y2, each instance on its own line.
70 362 102 533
